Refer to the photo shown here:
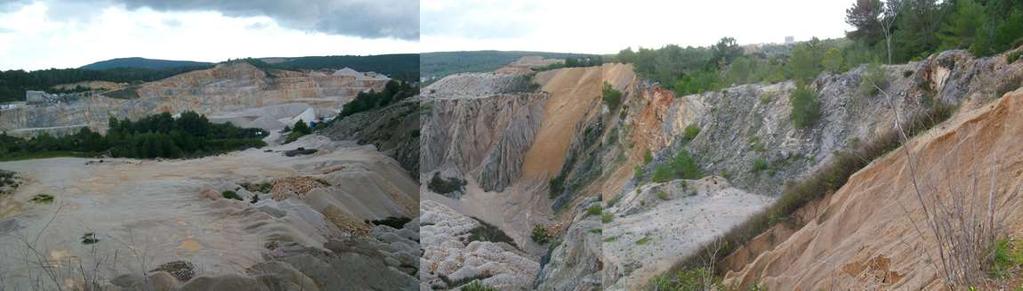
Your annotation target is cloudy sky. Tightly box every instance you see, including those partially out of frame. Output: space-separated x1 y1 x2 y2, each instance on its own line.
422 0 856 54
0 0 419 70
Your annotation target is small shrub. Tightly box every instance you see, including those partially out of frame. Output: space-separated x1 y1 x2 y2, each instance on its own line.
790 85 821 129
652 150 703 183
601 212 614 224
634 165 644 180
470 219 518 248
81 233 99 245
589 228 602 234
1008 50 1022 64
428 172 466 195
284 120 312 143
636 236 652 245
548 174 567 199
684 125 700 141
858 62 888 97
587 205 603 216
656 191 670 200
461 280 498 291
29 193 54 204
531 224 551 244
988 238 1023 279
250 194 260 204
643 149 653 164
241 182 272 193
752 158 769 172
370 217 412 229
602 82 623 110
649 267 720 291
748 136 766 153
651 165 675 183
221 190 242 201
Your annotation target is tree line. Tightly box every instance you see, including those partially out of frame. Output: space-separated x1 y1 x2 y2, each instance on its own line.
0 66 212 103
617 0 1022 98
337 80 419 119
0 111 267 160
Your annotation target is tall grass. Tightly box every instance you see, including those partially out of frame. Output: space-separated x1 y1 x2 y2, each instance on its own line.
661 101 954 280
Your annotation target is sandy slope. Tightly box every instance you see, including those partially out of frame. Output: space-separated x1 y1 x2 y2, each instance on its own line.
725 89 1023 289
522 66 604 179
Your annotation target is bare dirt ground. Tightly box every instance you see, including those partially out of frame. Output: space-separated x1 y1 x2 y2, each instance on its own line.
0 135 417 290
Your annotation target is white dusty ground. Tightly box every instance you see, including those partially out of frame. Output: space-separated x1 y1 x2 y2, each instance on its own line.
603 176 774 290
0 135 417 290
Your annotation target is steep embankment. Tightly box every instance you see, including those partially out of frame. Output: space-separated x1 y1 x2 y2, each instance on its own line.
723 88 1023 289
0 135 419 290
321 98 420 174
595 48 1023 289
420 62 628 290
0 62 387 136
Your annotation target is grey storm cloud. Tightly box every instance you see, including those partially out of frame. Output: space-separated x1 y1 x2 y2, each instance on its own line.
111 0 419 40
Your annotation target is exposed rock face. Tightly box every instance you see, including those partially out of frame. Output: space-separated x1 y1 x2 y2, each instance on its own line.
723 89 1023 290
420 200 539 290
535 197 603 291
421 90 546 192
0 63 387 136
602 177 773 290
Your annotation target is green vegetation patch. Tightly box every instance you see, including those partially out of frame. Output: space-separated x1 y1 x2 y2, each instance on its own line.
651 150 703 183
649 267 721 291
683 125 700 141
221 190 242 201
602 81 623 110
989 238 1023 279
0 111 266 160
29 194 54 204
859 62 889 97
81 233 100 245
469 219 518 248
461 279 498 291
586 204 603 217
790 85 821 129
752 158 770 173
530 224 551 245
636 236 653 245
284 120 312 143
601 212 614 224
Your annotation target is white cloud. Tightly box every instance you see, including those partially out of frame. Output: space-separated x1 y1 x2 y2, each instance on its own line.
421 0 856 54
0 1 419 70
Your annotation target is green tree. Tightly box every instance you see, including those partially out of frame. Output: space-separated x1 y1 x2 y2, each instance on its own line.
787 38 826 84
822 47 846 73
939 0 987 51
846 0 885 45
790 85 821 129
602 82 623 109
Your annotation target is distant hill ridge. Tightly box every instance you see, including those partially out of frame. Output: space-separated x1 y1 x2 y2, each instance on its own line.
80 57 213 70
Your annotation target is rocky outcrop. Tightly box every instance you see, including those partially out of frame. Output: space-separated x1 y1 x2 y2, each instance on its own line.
420 200 539 290
421 74 547 192
534 197 603 291
0 63 387 136
602 177 773 290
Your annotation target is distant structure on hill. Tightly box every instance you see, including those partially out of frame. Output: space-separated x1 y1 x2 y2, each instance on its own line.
785 36 795 44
